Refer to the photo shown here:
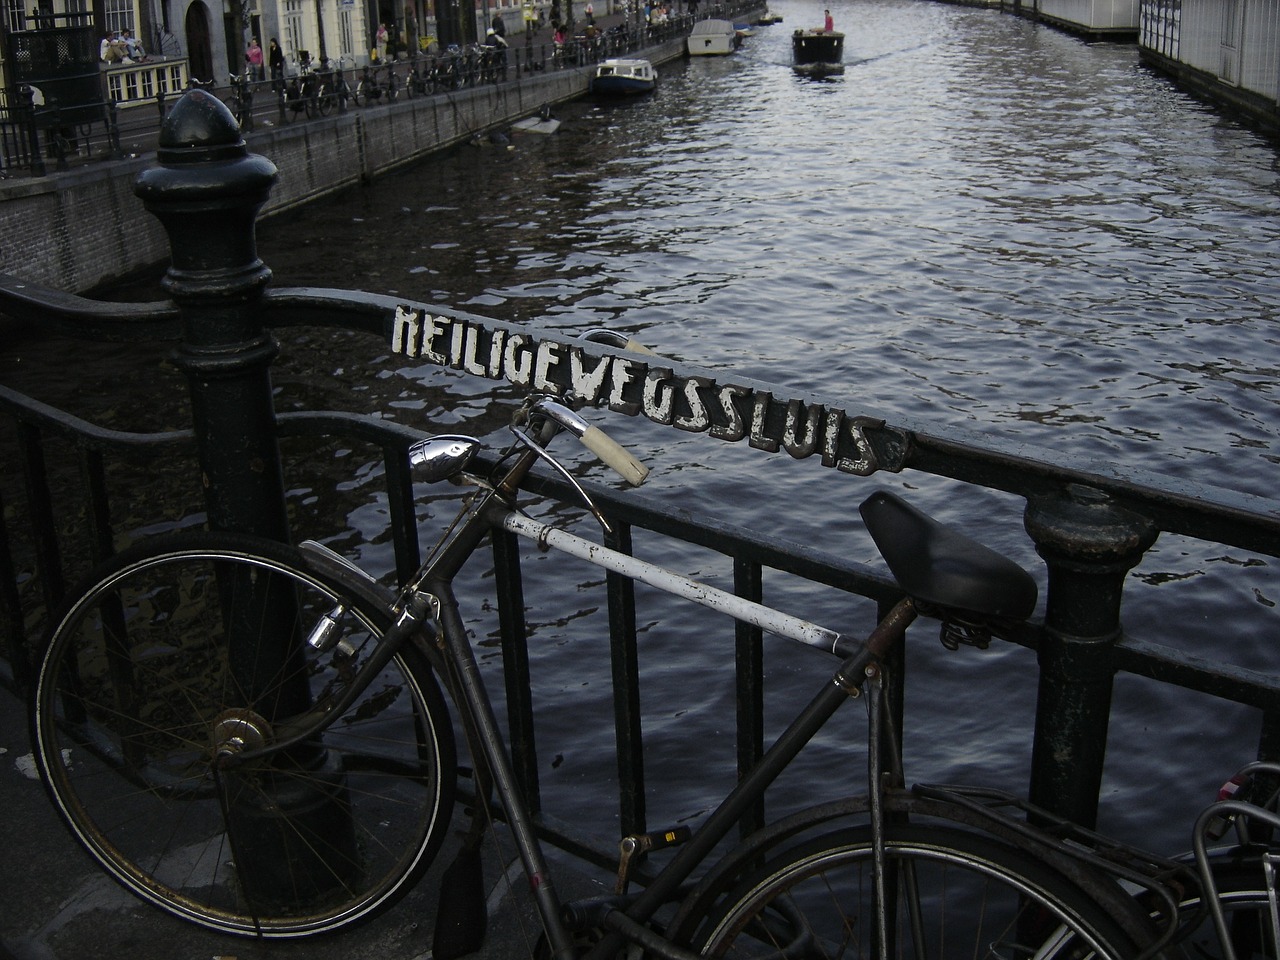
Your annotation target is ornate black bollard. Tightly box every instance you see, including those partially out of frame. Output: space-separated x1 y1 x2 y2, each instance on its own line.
1024 484 1158 829
133 89 358 905
134 88 287 543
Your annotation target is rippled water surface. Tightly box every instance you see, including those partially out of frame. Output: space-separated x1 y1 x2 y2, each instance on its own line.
11 0 1280 858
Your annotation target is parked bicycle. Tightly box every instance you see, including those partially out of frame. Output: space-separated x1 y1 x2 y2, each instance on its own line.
353 60 400 106
222 72 254 128
26 328 1280 956
313 55 355 115
281 56 326 120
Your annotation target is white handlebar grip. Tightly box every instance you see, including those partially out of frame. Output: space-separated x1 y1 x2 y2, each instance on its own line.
580 426 649 486
623 338 657 355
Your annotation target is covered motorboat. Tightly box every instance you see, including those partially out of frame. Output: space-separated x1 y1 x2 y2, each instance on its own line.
687 19 741 56
591 58 657 96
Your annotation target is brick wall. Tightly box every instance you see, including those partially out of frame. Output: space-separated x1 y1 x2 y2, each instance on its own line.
0 51 662 294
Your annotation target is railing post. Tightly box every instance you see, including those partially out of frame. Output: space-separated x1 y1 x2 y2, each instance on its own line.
133 88 288 542
1024 484 1157 829
132 89 359 905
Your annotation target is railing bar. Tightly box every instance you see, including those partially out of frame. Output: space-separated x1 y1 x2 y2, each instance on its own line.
383 444 421 586
0 384 193 451
0 486 30 689
492 527 541 814
18 422 64 618
79 448 115 566
604 521 645 836
734 557 765 839
1112 640 1280 709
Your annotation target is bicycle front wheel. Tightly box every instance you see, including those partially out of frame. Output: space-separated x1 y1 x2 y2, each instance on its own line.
31 532 456 938
692 824 1143 959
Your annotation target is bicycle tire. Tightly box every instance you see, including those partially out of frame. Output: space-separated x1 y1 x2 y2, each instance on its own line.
1174 854 1277 958
353 80 367 107
690 824 1144 959
31 531 456 938
318 88 333 116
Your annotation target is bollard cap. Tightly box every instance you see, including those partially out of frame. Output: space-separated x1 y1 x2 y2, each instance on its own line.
157 88 248 164
135 88 277 208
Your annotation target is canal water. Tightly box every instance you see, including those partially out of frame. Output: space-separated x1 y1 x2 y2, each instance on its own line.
9 0 1280 865
239 0 1280 853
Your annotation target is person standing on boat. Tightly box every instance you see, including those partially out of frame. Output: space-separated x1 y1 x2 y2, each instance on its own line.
823 8 834 30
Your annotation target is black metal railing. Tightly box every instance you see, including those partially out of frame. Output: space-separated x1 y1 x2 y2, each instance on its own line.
3 83 1280 878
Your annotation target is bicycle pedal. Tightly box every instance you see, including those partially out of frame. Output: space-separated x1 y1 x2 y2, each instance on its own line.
615 826 691 894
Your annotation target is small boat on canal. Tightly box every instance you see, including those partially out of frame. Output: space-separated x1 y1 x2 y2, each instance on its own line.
792 29 844 76
590 58 657 96
687 18 741 56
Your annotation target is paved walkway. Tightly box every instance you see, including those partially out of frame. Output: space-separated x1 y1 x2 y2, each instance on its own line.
0 672 610 960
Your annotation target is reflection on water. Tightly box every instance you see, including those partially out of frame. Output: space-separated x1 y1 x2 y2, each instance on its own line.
7 0 1280 856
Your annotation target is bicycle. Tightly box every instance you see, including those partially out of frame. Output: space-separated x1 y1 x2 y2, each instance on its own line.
281 57 326 120
223 73 254 129
25 328 1269 956
314 56 355 115
353 61 400 106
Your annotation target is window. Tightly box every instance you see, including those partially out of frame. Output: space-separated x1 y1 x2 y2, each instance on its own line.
2 0 25 32
105 0 135 35
284 0 306 59
339 8 355 57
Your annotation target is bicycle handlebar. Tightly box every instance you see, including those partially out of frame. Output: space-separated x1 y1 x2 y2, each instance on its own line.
530 397 648 486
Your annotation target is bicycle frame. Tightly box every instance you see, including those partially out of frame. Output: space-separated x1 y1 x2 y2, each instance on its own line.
429 505 913 960
215 396 921 958
215 393 1195 959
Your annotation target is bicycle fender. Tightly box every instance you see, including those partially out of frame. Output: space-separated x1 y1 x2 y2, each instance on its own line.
298 539 446 670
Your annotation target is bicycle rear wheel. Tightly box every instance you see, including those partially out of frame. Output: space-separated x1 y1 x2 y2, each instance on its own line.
1175 853 1278 958
692 824 1144 959
31 531 456 937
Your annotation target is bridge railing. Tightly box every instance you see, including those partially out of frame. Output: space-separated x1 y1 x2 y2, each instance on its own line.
2 86 1279 871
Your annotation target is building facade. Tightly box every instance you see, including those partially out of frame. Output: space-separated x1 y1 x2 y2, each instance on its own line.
1139 0 1280 135
2 0 542 94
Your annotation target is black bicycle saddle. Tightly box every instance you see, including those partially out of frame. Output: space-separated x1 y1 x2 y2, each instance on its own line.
859 490 1037 622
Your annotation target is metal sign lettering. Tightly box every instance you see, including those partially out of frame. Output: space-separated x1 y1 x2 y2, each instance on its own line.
391 305 887 476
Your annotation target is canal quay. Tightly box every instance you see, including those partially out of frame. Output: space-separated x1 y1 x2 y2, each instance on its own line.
3 0 1280 958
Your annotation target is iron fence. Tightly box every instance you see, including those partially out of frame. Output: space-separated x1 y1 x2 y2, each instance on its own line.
0 12 697 177
3 73 1280 878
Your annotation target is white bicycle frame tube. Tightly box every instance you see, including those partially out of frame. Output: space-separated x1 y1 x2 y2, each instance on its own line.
500 512 846 655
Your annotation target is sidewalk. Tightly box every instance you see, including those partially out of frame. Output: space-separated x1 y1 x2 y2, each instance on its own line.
0 677 609 960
